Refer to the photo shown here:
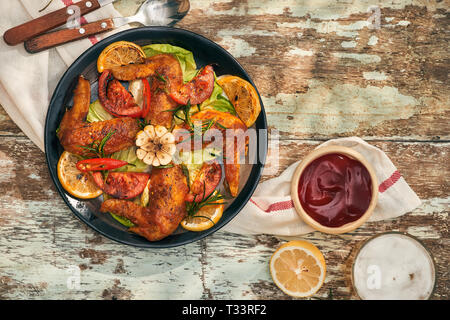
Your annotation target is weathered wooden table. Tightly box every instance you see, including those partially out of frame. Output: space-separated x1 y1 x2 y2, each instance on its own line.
0 0 448 300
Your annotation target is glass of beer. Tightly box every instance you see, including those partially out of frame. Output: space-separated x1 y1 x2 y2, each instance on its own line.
351 232 436 300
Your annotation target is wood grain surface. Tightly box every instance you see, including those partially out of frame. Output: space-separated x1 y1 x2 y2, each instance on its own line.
0 0 448 300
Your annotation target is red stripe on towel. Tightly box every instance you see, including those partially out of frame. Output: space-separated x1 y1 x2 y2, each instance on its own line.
61 0 99 45
378 170 402 193
250 170 402 213
250 199 294 213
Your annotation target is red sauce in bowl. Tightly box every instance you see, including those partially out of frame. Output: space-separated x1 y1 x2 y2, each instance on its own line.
298 153 372 228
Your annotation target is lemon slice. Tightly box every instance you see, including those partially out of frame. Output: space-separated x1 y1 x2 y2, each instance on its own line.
216 75 261 127
97 41 146 73
57 151 102 199
181 193 224 232
269 240 326 298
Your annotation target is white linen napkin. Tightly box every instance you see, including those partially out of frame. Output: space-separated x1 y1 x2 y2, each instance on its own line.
0 0 130 151
223 137 422 236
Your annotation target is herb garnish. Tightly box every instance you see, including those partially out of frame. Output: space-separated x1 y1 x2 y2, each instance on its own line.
155 71 167 83
181 164 190 189
186 186 224 221
79 130 116 158
138 118 150 130
165 100 194 129
215 122 228 130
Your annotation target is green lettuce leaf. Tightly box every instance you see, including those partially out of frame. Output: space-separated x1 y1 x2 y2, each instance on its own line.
110 146 149 173
86 100 114 123
110 212 134 227
199 80 236 115
141 44 197 82
103 194 135 227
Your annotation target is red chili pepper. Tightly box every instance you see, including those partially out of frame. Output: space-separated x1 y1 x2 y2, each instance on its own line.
76 158 128 172
140 78 151 118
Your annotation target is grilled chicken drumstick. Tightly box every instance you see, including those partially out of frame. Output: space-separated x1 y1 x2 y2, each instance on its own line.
100 165 189 241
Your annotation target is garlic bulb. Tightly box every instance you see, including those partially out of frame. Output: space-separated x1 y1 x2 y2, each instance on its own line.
135 125 176 166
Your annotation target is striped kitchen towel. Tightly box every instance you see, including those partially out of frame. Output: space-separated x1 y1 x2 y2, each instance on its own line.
223 137 422 236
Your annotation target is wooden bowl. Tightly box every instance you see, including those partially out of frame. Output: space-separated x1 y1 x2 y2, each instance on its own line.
290 146 378 234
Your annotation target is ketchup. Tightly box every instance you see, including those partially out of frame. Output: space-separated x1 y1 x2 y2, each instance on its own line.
298 153 372 228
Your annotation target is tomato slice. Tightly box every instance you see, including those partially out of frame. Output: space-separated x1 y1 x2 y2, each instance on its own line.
170 65 215 105
98 70 143 118
92 172 150 199
185 161 222 202
76 158 128 172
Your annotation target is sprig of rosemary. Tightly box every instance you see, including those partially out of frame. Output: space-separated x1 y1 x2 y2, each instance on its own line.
155 71 167 83
79 130 116 158
165 100 196 132
176 119 217 145
181 164 190 190
176 120 216 145
138 118 150 130
186 186 224 218
215 122 228 130
183 100 193 129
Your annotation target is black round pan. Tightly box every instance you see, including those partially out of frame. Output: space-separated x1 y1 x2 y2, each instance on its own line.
45 26 267 248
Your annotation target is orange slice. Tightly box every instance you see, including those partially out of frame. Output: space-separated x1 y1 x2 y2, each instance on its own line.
57 151 103 199
97 41 146 73
216 75 261 127
180 192 224 231
269 240 326 298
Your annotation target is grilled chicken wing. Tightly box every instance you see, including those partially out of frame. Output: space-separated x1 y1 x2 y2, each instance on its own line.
191 110 248 197
110 54 183 86
58 76 140 156
110 54 182 128
147 65 180 128
110 54 215 128
58 76 91 134
100 165 189 241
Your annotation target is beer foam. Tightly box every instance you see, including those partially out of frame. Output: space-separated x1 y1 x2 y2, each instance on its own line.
352 233 435 300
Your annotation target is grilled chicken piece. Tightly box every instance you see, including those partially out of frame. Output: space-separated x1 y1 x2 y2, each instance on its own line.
147 63 180 128
191 110 248 197
100 165 189 241
58 76 91 135
110 54 183 85
110 54 182 128
57 76 140 156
